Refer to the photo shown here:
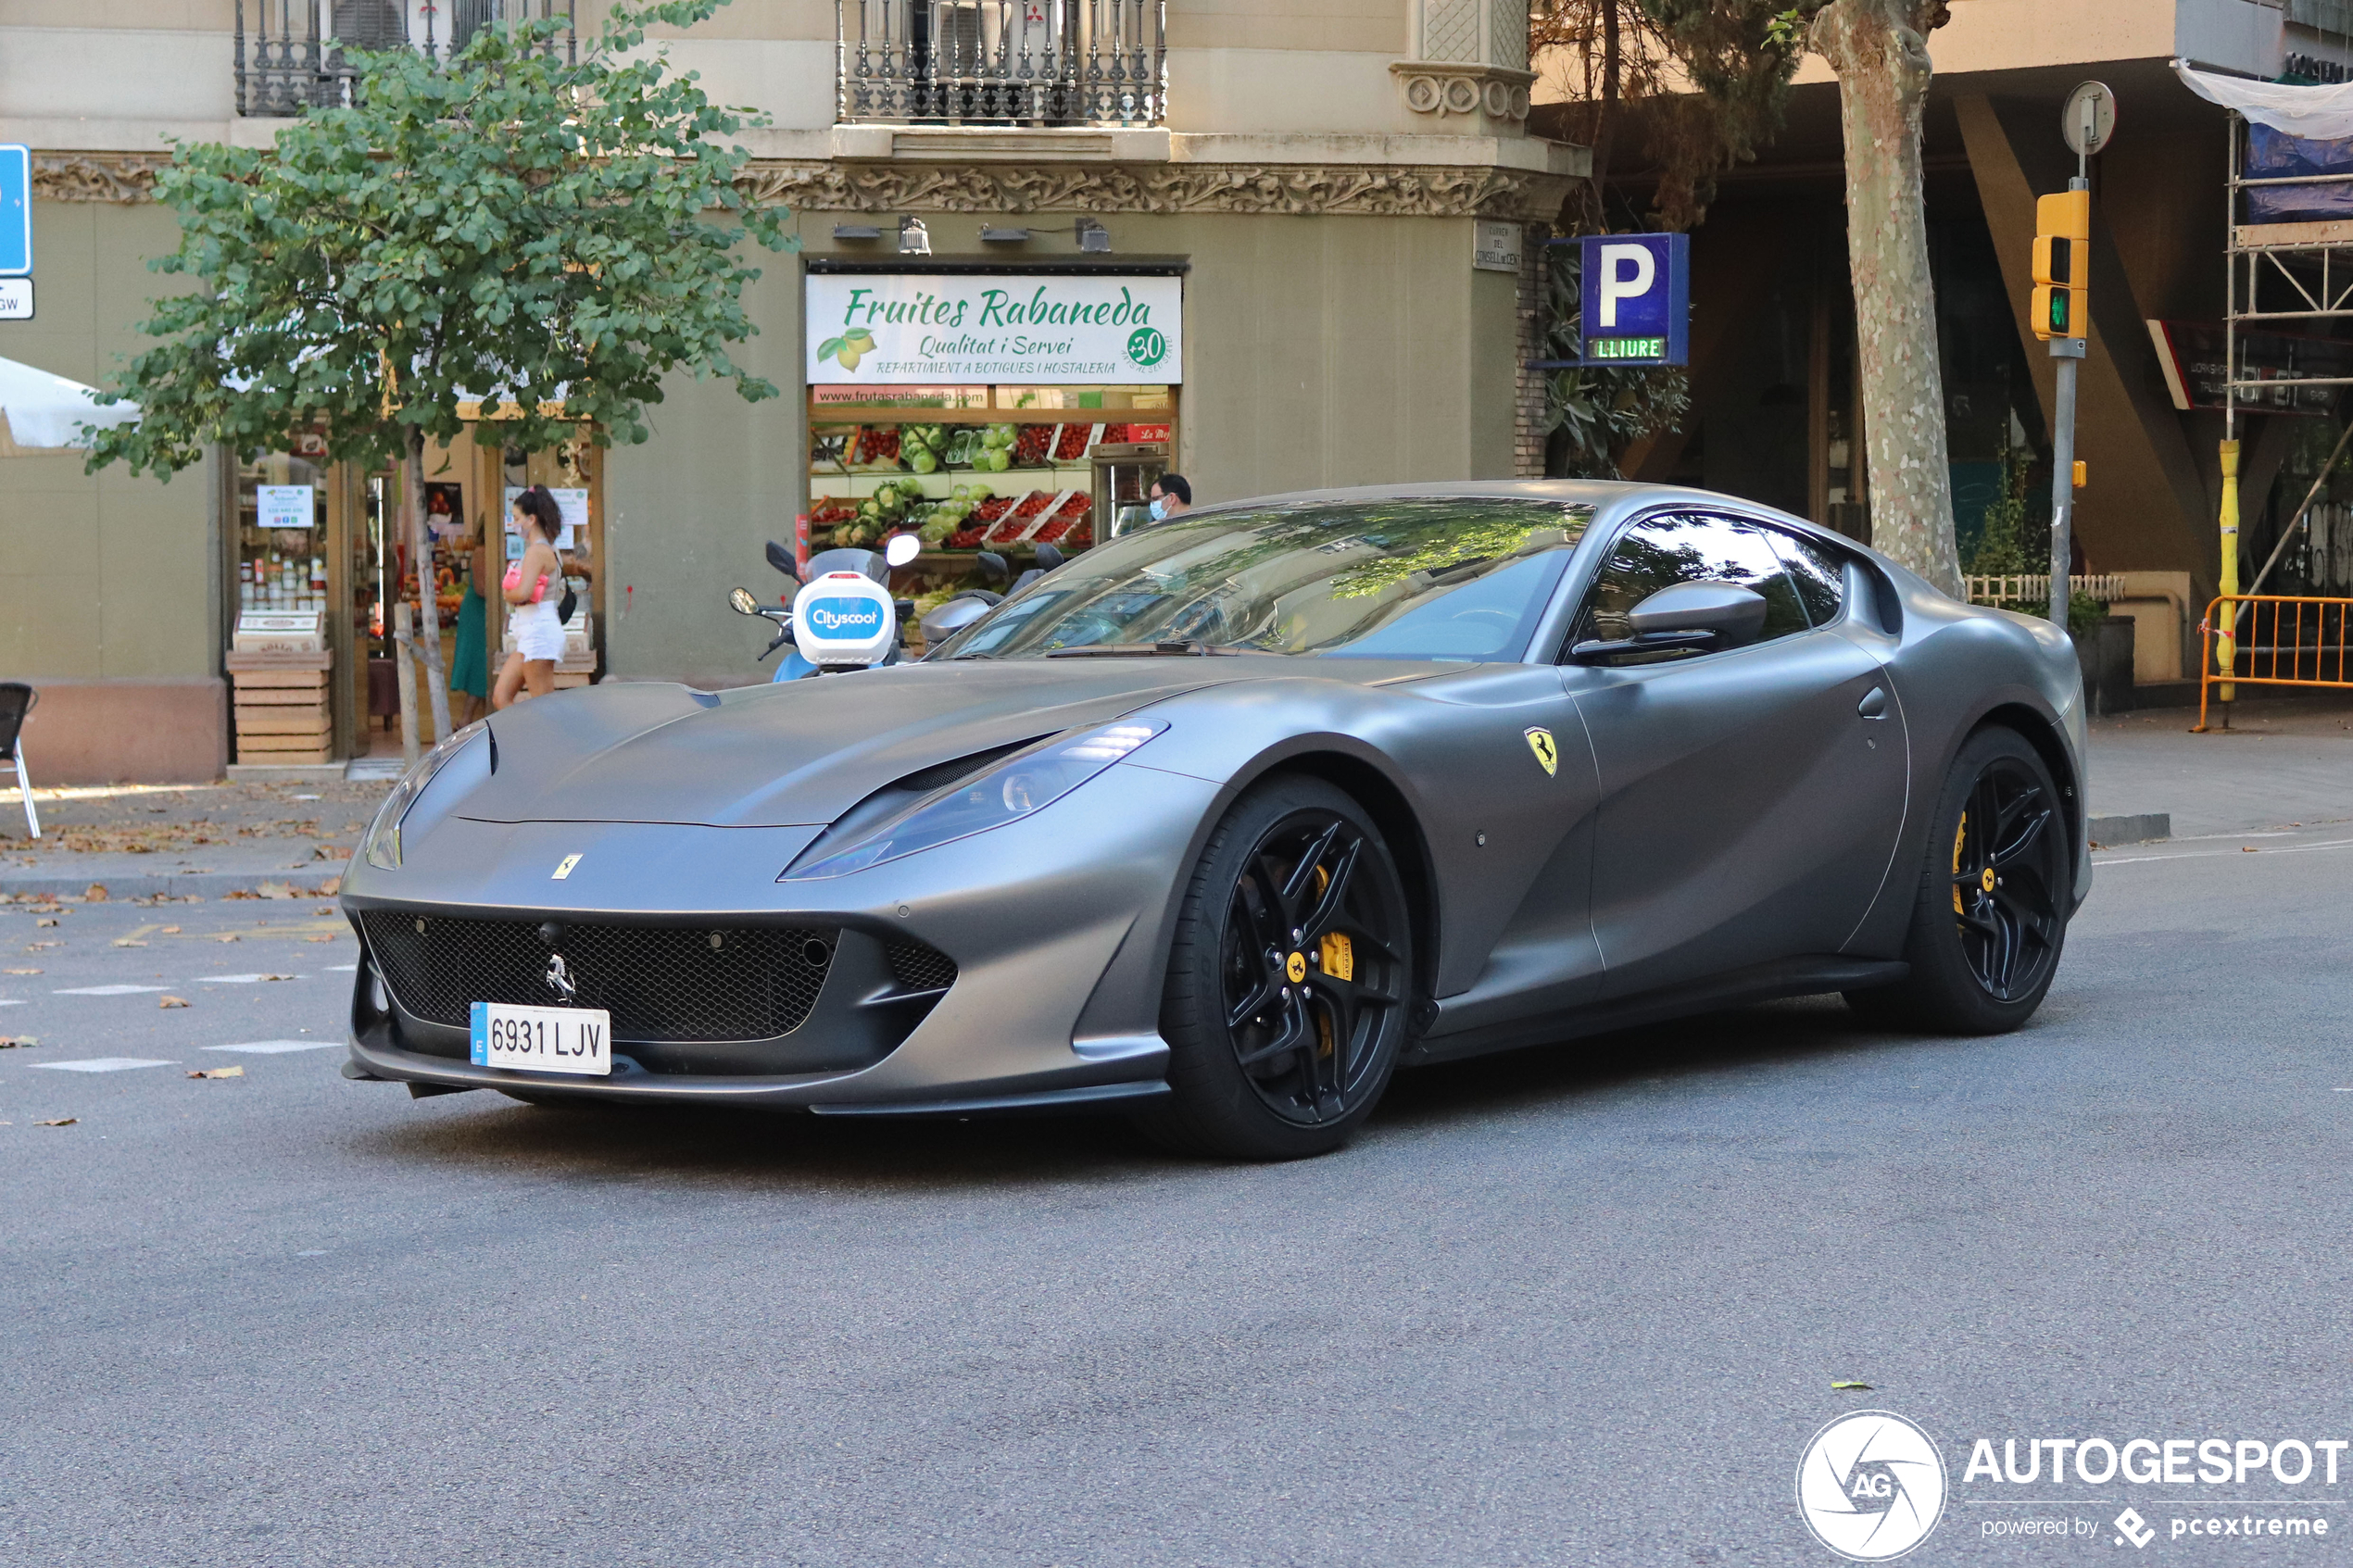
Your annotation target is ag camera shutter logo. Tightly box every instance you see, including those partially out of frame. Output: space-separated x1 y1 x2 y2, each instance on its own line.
1796 1411 1947 1561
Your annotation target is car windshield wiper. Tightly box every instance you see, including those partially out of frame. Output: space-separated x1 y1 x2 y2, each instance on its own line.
1044 639 1233 659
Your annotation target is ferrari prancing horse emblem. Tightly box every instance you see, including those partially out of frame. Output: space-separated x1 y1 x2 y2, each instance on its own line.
552 853 583 880
1524 726 1558 777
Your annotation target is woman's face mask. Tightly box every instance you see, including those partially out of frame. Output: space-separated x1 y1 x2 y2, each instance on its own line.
1149 495 1170 521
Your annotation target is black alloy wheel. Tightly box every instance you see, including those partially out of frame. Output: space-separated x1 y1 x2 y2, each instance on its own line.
1141 776 1415 1160
1846 726 2073 1034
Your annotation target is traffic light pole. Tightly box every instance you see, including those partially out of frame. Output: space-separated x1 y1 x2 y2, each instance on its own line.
2046 174 2088 632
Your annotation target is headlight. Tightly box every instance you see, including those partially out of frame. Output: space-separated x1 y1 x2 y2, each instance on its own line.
361 721 486 871
783 721 1165 880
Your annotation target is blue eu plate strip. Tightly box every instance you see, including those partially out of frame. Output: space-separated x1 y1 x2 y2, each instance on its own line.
470 1000 487 1064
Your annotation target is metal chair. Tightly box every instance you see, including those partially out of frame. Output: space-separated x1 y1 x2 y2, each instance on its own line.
0 684 41 839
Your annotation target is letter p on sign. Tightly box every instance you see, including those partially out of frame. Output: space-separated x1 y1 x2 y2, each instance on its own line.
1578 232 1688 366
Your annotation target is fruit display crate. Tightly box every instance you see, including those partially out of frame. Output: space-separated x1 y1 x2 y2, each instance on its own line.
226 649 333 766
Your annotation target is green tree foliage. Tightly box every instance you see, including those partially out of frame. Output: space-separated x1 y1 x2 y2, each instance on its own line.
88 0 792 735
1541 244 1690 479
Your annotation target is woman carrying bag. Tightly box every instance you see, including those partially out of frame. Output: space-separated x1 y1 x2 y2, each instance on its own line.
491 486 568 710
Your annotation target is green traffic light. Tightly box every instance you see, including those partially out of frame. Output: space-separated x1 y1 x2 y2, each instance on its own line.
2048 290 2069 333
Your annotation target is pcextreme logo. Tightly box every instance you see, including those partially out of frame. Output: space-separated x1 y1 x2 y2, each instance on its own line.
1798 1411 1948 1561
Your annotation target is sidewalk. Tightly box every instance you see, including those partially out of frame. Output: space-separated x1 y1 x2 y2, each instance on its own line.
2088 690 2353 839
0 776 385 898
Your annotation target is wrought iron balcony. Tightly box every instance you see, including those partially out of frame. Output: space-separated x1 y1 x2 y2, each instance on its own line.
839 2 1166 128
234 0 577 118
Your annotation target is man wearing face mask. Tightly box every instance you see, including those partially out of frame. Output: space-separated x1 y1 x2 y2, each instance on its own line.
1147 472 1191 523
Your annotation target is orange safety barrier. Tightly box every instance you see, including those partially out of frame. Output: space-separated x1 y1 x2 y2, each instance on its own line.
2196 594 2353 730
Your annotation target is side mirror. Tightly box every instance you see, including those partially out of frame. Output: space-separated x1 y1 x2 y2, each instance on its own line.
884 533 921 569
764 541 799 583
1033 542 1064 572
1571 582 1768 663
728 586 761 616
975 550 1009 586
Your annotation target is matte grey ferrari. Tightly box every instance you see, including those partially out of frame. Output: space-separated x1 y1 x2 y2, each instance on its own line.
340 482 2089 1160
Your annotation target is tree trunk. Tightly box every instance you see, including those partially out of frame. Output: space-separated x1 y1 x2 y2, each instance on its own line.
1812 0 1963 597
403 427 454 743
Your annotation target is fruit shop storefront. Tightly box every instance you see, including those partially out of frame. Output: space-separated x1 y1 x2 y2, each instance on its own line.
802 263 1179 596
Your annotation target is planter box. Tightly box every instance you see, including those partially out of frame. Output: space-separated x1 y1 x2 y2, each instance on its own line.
2070 616 2135 717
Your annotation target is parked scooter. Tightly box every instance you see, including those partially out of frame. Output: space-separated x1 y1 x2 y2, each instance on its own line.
728 533 922 680
913 543 1063 648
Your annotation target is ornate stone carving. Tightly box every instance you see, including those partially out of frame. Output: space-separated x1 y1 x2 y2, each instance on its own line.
737 159 1568 221
1391 61 1534 123
31 152 173 204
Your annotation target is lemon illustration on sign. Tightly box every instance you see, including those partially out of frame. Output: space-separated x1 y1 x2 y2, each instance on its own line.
1524 726 1558 776
818 330 876 371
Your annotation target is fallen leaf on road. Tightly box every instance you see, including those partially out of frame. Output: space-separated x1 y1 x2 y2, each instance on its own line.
213 934 239 944
159 925 181 935
258 882 296 899
317 876 342 896
84 884 107 902
34 918 57 927
158 996 189 1009
25 942 60 951
186 1065 243 1079
2243 847 2259 853
303 935 334 943
111 938 148 948
1831 1381 1873 1391
34 1117 76 1126
5 967 40 974
313 907 333 916
0 1035 38 1047
259 973 296 982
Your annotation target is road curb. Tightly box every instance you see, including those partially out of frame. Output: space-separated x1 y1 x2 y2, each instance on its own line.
2087 811 2171 847
0 864 348 901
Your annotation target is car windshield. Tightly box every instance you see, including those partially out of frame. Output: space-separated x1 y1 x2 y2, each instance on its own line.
933 497 1595 662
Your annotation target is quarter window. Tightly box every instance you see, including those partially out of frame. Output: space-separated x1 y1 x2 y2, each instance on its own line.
1762 527 1847 626
1572 512 1812 659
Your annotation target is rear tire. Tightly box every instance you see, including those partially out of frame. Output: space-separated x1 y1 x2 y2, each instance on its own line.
1843 726 2072 1034
1134 776 1415 1160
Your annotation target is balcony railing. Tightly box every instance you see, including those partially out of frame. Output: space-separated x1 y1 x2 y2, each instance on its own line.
839 1 1166 127
234 0 577 118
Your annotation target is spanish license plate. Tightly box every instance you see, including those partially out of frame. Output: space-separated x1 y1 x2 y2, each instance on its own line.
470 1000 612 1076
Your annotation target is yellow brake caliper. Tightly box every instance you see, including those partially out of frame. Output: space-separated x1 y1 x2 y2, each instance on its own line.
1311 864 1347 1058
1952 812 1968 916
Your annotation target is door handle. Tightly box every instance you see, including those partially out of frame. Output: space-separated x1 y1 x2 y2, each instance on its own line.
1856 686 1888 720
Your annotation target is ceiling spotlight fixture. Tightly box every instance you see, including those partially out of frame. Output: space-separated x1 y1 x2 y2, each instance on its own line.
832 223 882 242
980 226 1032 245
1076 218 1112 254
898 216 933 257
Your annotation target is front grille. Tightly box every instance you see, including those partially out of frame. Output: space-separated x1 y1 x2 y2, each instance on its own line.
360 912 836 1041
885 938 958 994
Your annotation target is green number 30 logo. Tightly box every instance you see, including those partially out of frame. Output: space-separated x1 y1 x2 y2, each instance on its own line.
1126 327 1168 369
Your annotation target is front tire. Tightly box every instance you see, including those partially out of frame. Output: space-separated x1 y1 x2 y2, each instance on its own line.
1137 776 1416 1160
1845 725 2073 1033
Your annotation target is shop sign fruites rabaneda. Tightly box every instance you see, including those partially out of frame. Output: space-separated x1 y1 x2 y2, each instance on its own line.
806 274 1182 386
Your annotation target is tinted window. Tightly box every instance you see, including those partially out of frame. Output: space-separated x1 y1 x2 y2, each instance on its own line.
1764 527 1846 626
933 498 1595 663
1573 512 1811 659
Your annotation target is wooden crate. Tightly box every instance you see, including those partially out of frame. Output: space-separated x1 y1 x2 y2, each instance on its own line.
227 651 333 765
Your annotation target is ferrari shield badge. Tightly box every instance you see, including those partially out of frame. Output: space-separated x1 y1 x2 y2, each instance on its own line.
1523 727 1558 777
552 853 583 880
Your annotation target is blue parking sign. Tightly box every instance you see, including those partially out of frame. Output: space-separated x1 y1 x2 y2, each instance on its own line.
1579 232 1687 366
0 146 27 277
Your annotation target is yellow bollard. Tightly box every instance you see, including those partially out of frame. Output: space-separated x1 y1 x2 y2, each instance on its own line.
2218 439 2239 710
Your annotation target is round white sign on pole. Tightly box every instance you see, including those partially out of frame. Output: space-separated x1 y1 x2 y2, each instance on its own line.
2063 81 2117 157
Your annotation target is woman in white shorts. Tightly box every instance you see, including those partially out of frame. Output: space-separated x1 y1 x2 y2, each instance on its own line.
492 486 566 709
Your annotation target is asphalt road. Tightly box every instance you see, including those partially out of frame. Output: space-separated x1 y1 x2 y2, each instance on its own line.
6 828 2353 1567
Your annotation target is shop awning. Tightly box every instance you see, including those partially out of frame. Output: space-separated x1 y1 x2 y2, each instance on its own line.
0 356 140 456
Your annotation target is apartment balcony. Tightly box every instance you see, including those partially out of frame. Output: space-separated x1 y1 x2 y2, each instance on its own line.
839 1 1165 128
233 0 576 118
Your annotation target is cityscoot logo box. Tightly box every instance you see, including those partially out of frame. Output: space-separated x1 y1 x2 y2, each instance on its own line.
805 274 1182 386
1798 1411 2343 1560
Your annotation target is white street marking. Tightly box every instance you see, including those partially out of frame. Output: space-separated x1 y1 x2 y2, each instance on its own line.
323 964 357 972
33 1058 179 1073
0 998 23 1006
204 1040 339 1054
53 985 170 997
195 973 307 985
2096 835 2353 868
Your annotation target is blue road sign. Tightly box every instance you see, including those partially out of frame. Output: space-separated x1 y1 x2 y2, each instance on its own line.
0 145 27 278
1579 232 1687 367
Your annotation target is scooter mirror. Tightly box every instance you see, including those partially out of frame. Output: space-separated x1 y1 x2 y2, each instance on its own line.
728 586 761 616
884 533 921 569
1033 543 1064 573
920 594 994 645
976 550 1010 585
763 541 800 583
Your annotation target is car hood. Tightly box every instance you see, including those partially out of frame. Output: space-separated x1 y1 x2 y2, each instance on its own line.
456 659 1290 827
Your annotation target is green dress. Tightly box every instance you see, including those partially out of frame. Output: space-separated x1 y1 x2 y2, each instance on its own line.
448 561 489 698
